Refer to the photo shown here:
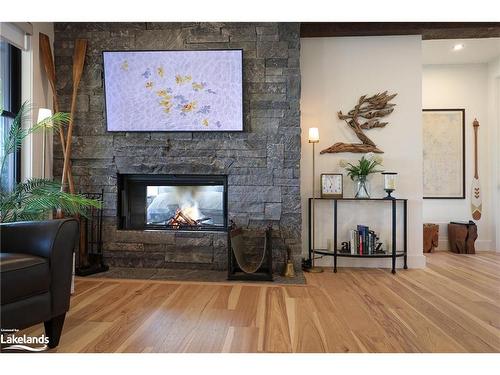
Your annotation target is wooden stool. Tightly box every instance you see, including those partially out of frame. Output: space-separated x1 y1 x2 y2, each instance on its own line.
423 223 439 253
448 221 477 254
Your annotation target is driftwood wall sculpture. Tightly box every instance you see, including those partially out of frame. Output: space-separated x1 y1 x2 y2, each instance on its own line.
320 91 397 154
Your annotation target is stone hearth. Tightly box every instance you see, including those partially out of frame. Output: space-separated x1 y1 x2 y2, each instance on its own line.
95 267 306 285
53 22 302 271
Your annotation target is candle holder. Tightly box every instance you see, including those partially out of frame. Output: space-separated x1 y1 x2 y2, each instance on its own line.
382 172 397 199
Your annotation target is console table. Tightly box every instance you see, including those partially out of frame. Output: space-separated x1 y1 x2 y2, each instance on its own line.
308 198 408 274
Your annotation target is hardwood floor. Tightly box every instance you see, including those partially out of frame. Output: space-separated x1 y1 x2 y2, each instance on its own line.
19 251 500 353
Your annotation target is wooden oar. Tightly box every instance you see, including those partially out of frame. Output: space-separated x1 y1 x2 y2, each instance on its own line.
471 118 482 220
39 33 75 192
61 39 87 194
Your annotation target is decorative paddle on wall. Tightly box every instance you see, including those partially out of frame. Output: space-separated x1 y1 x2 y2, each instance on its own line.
321 91 397 154
39 33 75 192
61 39 87 194
471 118 482 220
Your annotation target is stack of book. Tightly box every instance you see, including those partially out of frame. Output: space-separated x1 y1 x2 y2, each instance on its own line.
349 225 379 255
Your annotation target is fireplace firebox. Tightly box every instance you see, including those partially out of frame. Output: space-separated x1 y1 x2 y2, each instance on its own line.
118 174 228 231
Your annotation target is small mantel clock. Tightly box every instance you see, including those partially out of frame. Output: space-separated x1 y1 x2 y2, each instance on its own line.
321 173 343 198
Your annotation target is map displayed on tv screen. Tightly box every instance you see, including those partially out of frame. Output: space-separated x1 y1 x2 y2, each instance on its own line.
103 50 243 132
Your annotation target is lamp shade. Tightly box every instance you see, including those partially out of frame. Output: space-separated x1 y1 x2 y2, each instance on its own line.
308 127 319 143
37 108 52 123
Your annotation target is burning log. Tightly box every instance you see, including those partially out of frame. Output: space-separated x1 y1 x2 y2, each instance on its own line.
177 209 197 226
196 218 211 224
166 208 211 228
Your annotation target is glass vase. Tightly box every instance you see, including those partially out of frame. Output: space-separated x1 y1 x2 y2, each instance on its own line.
354 175 370 199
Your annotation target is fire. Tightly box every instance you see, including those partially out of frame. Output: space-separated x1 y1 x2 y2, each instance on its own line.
180 202 202 221
166 202 211 229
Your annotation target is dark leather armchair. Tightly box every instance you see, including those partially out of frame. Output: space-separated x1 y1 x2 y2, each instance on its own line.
0 219 79 348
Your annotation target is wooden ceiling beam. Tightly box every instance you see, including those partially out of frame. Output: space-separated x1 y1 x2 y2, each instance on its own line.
300 22 500 39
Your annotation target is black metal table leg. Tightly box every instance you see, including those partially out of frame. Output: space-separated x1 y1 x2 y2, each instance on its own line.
227 230 232 279
333 199 337 273
403 200 408 269
392 199 396 274
308 198 312 266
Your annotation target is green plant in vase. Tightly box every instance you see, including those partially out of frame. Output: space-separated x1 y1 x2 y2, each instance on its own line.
0 102 100 223
339 153 383 198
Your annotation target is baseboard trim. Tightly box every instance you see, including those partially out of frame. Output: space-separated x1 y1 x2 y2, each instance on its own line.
438 238 494 251
407 254 426 268
437 239 449 251
474 240 493 251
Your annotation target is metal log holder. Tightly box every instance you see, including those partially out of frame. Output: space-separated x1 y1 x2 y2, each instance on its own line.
75 189 109 276
227 223 274 282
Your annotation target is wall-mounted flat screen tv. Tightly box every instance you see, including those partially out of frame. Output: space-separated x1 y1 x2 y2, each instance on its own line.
103 50 243 132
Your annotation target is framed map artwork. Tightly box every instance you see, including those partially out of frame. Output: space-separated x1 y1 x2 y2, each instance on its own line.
422 109 465 199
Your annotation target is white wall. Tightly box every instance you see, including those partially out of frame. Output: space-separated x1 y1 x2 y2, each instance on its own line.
1 22 54 180
422 64 495 251
488 57 500 251
300 36 425 269
28 23 54 180
1 22 53 184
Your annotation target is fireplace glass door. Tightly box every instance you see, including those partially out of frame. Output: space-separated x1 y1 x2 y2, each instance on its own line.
146 185 224 230
118 174 227 231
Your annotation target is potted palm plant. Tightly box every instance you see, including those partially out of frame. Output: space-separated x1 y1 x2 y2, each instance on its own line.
0 102 100 223
339 153 383 199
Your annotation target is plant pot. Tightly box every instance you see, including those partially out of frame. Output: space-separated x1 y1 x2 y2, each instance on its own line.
354 175 370 199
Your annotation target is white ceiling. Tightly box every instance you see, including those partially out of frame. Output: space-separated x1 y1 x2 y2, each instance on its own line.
422 38 500 65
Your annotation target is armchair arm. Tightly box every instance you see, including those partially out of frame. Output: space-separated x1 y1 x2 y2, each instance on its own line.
0 219 77 257
0 219 79 315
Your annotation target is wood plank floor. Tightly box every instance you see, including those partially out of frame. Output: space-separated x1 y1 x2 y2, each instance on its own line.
18 251 500 353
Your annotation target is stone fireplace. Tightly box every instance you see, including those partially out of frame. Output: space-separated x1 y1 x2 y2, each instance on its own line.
53 22 302 271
